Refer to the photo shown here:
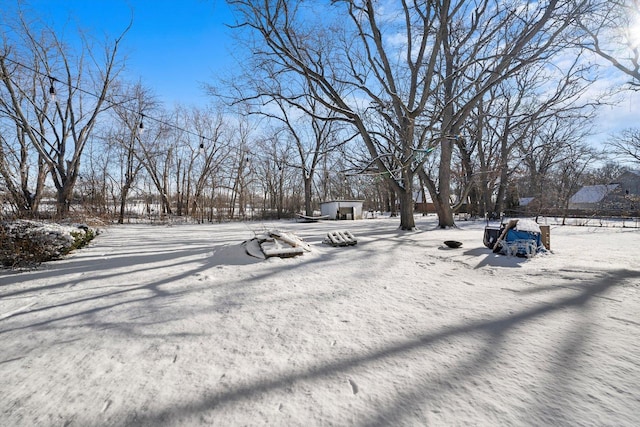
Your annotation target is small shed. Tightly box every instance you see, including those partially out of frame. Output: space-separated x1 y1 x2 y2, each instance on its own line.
320 200 364 220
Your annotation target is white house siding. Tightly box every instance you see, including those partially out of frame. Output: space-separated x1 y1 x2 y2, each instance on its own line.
320 200 364 220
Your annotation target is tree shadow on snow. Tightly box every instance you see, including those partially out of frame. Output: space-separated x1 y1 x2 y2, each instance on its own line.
109 268 639 426
465 247 530 268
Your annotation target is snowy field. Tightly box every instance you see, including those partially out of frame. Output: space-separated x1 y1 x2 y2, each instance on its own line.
1 215 639 426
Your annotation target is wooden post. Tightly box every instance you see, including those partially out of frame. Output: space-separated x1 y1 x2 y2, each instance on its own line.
540 225 550 250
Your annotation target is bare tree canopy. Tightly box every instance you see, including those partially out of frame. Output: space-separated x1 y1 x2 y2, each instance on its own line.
609 128 640 164
3 2 634 224
0 9 129 215
577 0 640 87
227 0 594 229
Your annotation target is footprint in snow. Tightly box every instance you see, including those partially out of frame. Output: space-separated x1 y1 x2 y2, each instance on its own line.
348 379 359 394
101 399 112 413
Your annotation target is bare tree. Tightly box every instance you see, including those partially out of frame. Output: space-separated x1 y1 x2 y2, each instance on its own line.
225 113 256 219
77 136 112 216
518 114 597 214
0 36 51 216
577 0 640 87
252 131 295 218
134 115 175 217
554 143 600 220
458 54 600 217
227 0 589 229
222 39 349 218
608 128 640 165
175 105 232 221
0 12 129 216
107 82 158 223
585 161 630 184
0 120 48 216
255 93 344 216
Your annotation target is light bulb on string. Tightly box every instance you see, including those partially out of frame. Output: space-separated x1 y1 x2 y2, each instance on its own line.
48 76 56 102
199 136 205 153
138 114 145 135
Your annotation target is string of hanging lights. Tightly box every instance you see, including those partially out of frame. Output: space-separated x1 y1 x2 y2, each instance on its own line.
1 55 223 151
48 76 56 101
2 55 457 178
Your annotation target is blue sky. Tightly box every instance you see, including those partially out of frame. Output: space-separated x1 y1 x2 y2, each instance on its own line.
17 0 236 106
6 1 639 147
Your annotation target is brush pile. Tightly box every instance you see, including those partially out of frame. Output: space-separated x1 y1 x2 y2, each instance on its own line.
244 230 311 259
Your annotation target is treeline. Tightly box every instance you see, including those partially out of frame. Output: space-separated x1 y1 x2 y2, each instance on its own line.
1 1 639 226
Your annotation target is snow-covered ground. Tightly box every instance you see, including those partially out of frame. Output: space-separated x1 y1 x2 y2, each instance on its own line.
1 215 639 426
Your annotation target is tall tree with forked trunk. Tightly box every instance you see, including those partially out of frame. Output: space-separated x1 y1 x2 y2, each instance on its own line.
227 0 592 229
0 11 129 216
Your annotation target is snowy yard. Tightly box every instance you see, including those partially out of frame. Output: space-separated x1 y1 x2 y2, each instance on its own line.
1 216 639 426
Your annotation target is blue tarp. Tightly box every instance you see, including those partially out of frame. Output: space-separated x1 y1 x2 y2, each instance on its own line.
506 228 542 247
485 219 548 257
501 228 545 257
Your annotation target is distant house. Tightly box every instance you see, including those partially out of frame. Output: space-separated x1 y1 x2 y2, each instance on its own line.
616 170 640 196
320 200 364 220
414 190 435 214
568 184 620 210
568 171 640 213
519 197 535 207
513 197 540 216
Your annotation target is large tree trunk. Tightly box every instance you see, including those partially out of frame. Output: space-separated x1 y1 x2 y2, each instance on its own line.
56 179 76 217
436 139 456 228
303 173 313 216
398 187 415 230
118 184 130 224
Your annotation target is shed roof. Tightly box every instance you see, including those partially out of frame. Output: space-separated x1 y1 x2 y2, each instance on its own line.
319 200 365 205
569 184 619 204
519 197 535 206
